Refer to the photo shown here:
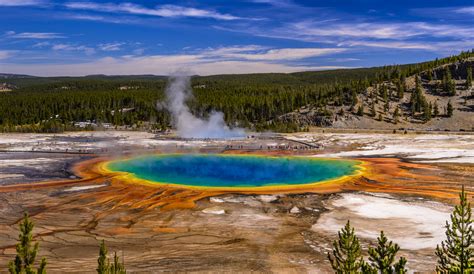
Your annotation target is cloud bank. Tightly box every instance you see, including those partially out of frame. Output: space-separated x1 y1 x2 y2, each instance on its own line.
64 2 244 20
0 46 349 76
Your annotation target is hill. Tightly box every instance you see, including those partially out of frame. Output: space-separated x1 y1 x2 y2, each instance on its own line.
278 57 474 131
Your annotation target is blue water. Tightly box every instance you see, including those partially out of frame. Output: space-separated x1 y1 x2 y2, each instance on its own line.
106 154 359 188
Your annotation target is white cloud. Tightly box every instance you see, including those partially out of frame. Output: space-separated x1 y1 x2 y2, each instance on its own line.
209 45 268 54
218 47 346 60
132 48 145 55
0 0 45 6
52 43 95 55
68 14 140 24
98 43 124 51
250 0 295 8
0 46 352 76
0 50 15 60
289 21 473 40
455 6 474 15
411 6 474 19
339 39 474 52
220 19 473 54
330 58 360 62
410 22 474 38
64 2 244 20
5 31 65 39
32 41 50 48
200 45 345 61
0 56 349 76
339 41 434 50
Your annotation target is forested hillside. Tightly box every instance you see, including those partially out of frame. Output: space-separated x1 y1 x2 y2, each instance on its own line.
0 50 473 133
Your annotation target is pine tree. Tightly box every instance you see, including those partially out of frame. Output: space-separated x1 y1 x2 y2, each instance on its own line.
435 186 473 273
97 240 109 274
371 102 376 117
466 67 472 89
449 80 457 96
443 67 456 96
427 69 433 81
357 105 364 116
351 89 358 109
8 213 47 274
423 102 432 121
393 107 400 124
37 259 46 274
381 85 388 102
97 240 126 274
447 101 454 117
396 81 404 100
362 231 407 273
434 101 439 117
410 97 416 116
110 252 126 274
327 221 364 272
410 77 427 116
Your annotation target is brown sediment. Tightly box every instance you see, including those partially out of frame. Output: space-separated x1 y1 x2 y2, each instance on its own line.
348 157 471 202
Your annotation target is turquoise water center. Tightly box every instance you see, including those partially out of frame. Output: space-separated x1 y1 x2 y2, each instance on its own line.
106 154 361 188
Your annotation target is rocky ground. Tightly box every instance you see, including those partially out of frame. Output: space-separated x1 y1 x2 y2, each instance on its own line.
0 131 473 273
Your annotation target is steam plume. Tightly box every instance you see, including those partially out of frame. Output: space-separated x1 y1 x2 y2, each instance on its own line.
162 74 245 139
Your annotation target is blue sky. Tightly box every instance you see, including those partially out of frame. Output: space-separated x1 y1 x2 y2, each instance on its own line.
0 0 473 76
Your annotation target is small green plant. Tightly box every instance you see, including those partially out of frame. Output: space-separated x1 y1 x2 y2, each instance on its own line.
8 213 47 274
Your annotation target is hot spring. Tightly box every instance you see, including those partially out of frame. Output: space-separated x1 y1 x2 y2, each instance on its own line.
104 154 362 189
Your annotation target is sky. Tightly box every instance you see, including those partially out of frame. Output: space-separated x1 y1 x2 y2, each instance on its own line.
0 0 473 76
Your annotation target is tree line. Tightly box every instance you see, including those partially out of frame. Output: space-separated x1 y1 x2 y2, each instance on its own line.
0 50 473 133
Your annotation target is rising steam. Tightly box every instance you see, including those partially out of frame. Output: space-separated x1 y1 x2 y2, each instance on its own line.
161 75 245 139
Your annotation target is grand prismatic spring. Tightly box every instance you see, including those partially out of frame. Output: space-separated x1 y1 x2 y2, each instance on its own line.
104 154 362 189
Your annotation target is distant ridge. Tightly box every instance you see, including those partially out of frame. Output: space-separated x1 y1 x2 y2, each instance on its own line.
0 73 37 79
0 73 166 79
84 74 164 78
